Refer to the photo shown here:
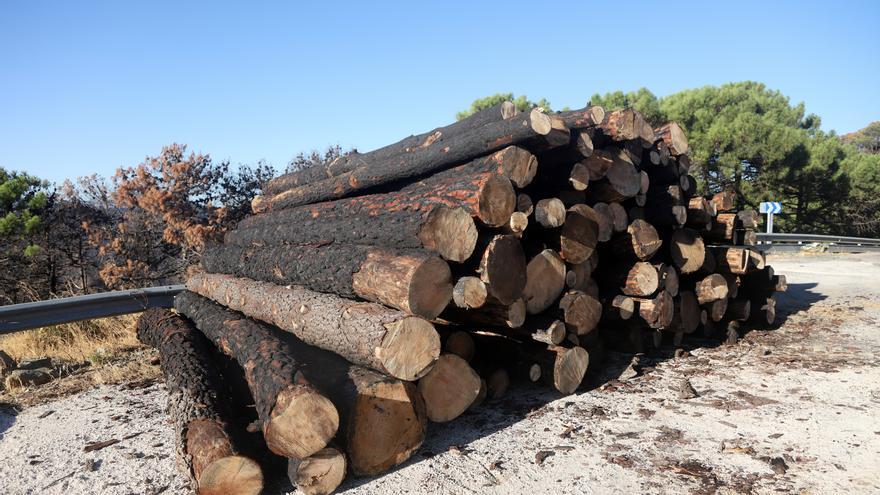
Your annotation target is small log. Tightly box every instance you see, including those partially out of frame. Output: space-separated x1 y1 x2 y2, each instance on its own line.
581 148 615 180
516 193 534 215
711 191 737 212
515 318 566 345
669 228 706 274
750 294 777 325
608 202 628 232
670 291 701 334
443 297 526 329
712 247 749 274
657 263 679 297
479 235 528 304
418 354 482 422
202 244 452 320
591 203 614 242
738 210 760 229
522 249 567 314
633 291 674 329
136 309 264 495
452 276 488 309
469 379 488 410
611 295 636 320
609 219 663 261
686 197 714 227
288 447 346 495
654 123 689 156
725 299 752 321
538 345 589 395
618 262 660 297
721 273 741 299
535 198 567 228
598 108 652 145
559 291 602 335
706 298 728 322
556 105 607 129
444 331 476 362
565 257 596 291
187 273 441 381
585 150 641 203
259 109 552 208
503 211 529 237
175 292 339 460
695 274 729 304
485 369 510 400
707 213 737 242
559 204 600 263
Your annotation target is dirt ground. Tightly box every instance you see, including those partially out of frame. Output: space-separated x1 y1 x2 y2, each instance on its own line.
1 252 878 494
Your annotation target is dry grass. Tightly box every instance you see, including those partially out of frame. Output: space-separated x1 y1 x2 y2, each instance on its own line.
0 314 162 406
0 314 141 363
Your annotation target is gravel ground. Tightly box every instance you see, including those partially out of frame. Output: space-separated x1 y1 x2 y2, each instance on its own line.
1 252 879 494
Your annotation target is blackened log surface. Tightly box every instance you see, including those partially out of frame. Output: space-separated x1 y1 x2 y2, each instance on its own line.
174 292 315 432
202 243 369 298
136 308 230 486
227 198 431 250
262 109 550 209
265 101 517 194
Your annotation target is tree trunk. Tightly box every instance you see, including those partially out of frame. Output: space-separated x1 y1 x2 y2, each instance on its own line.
557 204 600 263
417 354 482 422
136 309 264 495
264 101 519 194
555 105 607 129
201 244 452 320
478 235 527 305
695 274 729 304
534 345 589 395
522 249 567 314
617 262 660 297
585 150 641 203
257 109 553 209
654 123 689 156
451 276 488 309
609 220 663 261
174 292 339 460
669 228 706 274
187 273 441 381
288 447 347 495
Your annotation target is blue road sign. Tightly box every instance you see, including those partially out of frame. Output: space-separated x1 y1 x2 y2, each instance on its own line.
759 202 782 214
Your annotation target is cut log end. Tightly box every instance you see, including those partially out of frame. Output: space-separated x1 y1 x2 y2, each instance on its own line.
478 175 517 227
379 317 441 381
535 198 567 228
408 256 454 320
199 455 264 495
670 228 706 274
418 354 482 423
445 330 476 362
420 206 479 262
348 379 427 476
288 448 346 495
452 276 488 309
479 235 527 304
529 108 553 135
265 386 339 460
523 250 567 314
550 346 589 395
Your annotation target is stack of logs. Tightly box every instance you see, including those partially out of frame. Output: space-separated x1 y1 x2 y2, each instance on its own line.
136 101 787 495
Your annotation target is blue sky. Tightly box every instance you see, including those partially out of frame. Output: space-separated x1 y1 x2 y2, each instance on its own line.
2 1 878 184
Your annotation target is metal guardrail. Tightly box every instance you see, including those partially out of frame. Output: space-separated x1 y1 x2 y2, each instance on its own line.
756 233 880 252
0 285 185 335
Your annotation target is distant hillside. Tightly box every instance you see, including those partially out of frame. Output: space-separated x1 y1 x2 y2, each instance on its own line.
842 121 880 154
